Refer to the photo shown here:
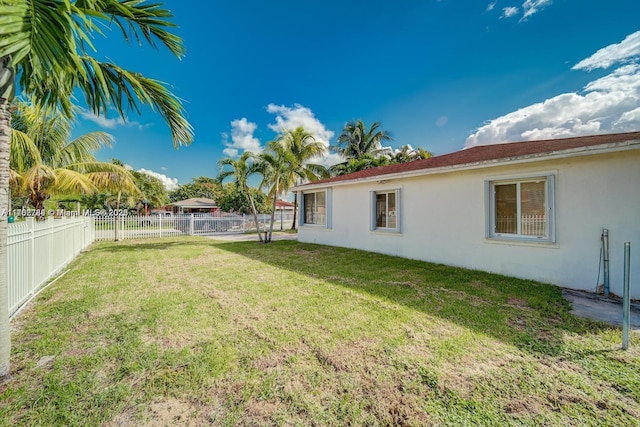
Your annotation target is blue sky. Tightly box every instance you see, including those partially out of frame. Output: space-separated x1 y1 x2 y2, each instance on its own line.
74 0 640 189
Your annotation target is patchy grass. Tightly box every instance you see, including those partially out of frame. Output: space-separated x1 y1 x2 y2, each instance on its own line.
1 236 638 426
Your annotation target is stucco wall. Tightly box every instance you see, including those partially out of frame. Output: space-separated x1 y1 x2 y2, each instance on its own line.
298 149 640 298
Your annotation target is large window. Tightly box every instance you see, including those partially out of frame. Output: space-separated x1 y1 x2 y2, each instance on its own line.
487 175 555 242
371 189 400 232
303 191 326 225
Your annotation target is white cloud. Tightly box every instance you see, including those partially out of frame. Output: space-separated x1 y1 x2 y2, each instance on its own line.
266 103 335 145
521 0 552 21
436 116 449 127
486 1 497 12
221 117 262 157
137 168 180 191
79 110 149 130
266 103 337 166
573 31 640 71
501 7 519 18
465 39 640 148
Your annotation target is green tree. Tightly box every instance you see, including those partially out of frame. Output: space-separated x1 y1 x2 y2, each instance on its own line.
129 170 169 212
10 101 139 213
217 152 264 242
168 176 221 203
392 145 433 163
259 142 299 242
216 183 268 214
273 126 328 229
0 0 193 379
329 153 391 176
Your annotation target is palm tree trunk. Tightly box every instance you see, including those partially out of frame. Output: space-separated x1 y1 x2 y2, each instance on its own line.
114 191 121 241
268 191 277 243
245 185 263 242
0 95 12 379
291 192 297 230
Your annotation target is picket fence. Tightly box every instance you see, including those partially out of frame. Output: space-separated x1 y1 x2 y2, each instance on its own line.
7 212 295 318
93 213 293 241
7 216 95 318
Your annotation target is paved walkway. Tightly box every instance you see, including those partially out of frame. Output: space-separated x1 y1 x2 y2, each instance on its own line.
562 289 640 331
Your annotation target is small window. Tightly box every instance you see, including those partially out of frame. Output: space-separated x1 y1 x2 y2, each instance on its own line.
487 175 555 242
371 189 400 232
303 191 326 225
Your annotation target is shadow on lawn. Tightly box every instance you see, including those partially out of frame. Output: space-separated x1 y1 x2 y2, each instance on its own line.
209 239 614 357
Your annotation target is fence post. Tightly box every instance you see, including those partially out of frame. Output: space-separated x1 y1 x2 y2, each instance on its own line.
189 214 194 236
159 214 163 238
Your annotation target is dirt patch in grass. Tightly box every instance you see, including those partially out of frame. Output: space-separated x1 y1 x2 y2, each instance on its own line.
504 395 550 416
506 297 531 309
108 398 206 427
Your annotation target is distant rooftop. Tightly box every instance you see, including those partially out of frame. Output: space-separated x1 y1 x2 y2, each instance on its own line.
168 197 218 208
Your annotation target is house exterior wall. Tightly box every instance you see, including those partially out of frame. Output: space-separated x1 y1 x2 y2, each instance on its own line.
298 149 640 298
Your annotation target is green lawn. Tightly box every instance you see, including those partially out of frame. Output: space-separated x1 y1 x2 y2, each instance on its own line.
1 237 638 426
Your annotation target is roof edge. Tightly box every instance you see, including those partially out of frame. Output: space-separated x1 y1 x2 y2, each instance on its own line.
294 138 640 191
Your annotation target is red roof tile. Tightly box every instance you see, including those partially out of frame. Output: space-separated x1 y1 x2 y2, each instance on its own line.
301 131 640 187
276 200 295 208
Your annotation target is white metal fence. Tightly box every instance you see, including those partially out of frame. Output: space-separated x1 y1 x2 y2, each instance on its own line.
7 211 295 318
7 216 95 318
93 213 295 241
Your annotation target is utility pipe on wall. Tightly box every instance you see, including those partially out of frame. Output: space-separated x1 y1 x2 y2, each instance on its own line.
622 242 631 350
603 229 610 297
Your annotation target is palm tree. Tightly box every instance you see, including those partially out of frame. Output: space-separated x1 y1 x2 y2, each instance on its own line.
392 145 433 163
10 101 139 213
329 153 392 176
217 152 264 242
259 142 299 243
273 127 328 229
331 120 393 160
0 0 193 379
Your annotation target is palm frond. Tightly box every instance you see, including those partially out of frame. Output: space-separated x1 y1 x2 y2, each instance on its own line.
75 57 193 147
9 127 41 172
74 0 185 57
56 131 113 167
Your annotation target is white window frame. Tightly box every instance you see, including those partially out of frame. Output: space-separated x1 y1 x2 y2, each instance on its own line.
299 189 331 228
371 188 401 233
485 173 555 243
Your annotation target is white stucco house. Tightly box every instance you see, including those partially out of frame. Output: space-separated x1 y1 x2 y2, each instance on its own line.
295 132 640 299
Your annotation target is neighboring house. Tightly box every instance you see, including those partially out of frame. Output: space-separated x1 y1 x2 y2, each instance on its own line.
167 197 220 215
294 132 640 299
275 199 295 213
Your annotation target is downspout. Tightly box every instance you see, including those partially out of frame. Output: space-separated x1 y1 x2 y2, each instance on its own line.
602 229 610 297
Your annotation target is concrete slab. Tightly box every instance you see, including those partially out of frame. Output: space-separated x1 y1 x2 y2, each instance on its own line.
562 289 640 331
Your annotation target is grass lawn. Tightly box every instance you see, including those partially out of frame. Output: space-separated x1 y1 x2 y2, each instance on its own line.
1 237 639 426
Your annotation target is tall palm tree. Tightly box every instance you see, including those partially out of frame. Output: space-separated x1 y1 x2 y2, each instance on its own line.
259 142 300 243
329 153 392 176
10 101 139 213
331 120 393 160
274 127 328 229
0 0 193 379
217 152 264 242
